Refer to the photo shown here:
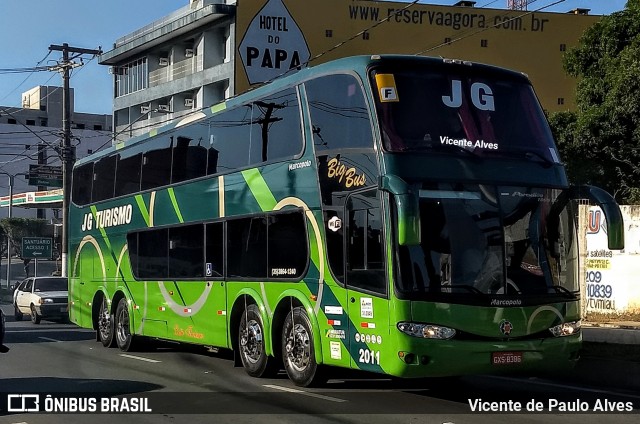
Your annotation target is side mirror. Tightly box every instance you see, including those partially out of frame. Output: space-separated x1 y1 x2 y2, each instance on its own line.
570 185 624 250
379 175 420 245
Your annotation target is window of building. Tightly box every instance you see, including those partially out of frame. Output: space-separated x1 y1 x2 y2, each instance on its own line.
306 74 374 152
326 30 333 38
481 39 489 48
558 98 565 105
560 44 567 52
75 123 85 130
40 119 48 127
7 119 16 124
26 119 35 126
116 57 149 98
94 125 103 131
362 32 370 40
445 37 452 44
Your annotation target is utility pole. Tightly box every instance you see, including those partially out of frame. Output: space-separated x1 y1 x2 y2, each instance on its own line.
48 44 102 277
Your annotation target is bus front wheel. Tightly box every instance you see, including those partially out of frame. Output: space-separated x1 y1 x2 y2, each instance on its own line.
238 304 277 377
282 307 326 387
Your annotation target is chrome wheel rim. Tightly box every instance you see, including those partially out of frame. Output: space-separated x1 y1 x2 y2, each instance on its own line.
285 323 310 372
240 319 263 364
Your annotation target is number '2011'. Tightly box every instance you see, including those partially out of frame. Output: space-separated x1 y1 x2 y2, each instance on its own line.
358 349 380 365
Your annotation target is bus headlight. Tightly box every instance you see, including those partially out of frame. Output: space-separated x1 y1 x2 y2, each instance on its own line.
397 322 456 339
549 320 581 337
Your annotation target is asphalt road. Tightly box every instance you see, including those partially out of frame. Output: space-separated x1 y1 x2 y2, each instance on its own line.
1 303 639 424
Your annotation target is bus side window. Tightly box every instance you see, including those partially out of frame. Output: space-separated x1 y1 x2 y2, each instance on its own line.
131 229 169 279
205 222 224 278
168 224 204 278
141 136 173 190
248 88 303 164
115 151 142 197
306 74 374 152
268 211 308 279
346 190 386 295
227 216 268 279
172 134 207 183
208 106 252 174
72 163 94 205
92 155 117 202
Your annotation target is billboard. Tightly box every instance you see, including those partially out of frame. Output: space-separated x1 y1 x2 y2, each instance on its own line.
235 0 599 112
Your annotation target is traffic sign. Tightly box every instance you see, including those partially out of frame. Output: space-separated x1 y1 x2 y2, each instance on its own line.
21 237 53 259
28 164 63 187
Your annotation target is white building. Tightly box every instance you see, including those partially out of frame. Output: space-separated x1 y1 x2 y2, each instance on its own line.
0 85 112 219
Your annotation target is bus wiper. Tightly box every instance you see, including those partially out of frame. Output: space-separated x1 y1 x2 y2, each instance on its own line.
433 143 482 161
517 150 556 168
549 285 578 298
449 284 484 295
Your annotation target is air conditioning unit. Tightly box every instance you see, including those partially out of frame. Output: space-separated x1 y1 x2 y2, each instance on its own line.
140 105 151 114
159 57 169 66
184 98 194 107
158 104 171 112
185 48 194 57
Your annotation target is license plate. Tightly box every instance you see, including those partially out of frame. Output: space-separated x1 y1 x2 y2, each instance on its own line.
491 351 523 365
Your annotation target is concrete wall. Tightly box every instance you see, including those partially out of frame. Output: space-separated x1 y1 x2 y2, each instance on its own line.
579 205 640 316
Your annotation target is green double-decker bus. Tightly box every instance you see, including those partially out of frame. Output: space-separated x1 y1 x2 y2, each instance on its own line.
69 55 624 387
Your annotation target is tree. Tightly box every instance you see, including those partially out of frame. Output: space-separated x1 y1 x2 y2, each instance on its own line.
548 0 640 203
0 218 52 276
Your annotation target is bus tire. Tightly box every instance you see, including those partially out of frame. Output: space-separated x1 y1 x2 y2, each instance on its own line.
282 306 326 387
98 296 115 348
115 297 137 352
238 304 278 378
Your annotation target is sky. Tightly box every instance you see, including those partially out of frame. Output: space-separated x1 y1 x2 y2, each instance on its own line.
0 0 629 116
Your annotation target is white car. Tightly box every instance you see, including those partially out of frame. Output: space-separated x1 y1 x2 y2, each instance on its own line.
13 277 68 324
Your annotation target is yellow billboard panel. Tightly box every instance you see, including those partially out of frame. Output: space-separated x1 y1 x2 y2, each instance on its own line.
235 0 600 111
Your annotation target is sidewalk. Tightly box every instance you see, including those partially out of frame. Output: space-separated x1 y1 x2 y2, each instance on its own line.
582 321 640 344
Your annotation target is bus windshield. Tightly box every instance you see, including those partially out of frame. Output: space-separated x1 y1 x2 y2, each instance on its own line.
396 184 578 300
372 66 559 163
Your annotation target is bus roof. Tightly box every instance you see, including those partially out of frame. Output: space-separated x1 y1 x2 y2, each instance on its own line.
76 54 530 167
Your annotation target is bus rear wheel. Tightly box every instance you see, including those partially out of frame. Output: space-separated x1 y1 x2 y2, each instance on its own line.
238 304 278 377
115 297 137 352
282 307 326 387
98 296 115 348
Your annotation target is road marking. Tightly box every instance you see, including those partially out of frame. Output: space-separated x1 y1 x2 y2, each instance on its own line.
263 384 347 403
487 376 640 400
38 337 62 342
119 354 161 363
